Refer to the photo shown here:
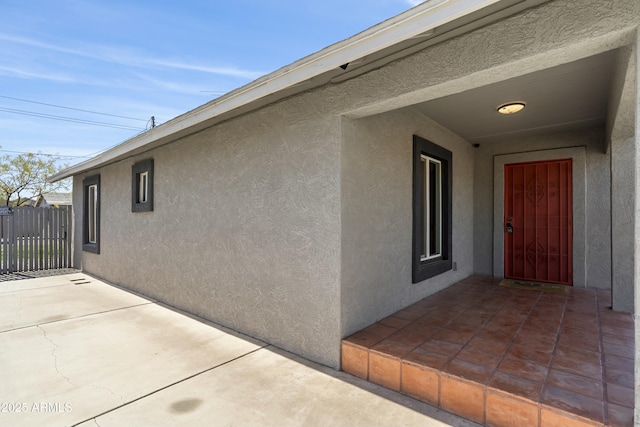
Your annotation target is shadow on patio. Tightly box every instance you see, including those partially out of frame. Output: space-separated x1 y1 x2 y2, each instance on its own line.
341 276 634 427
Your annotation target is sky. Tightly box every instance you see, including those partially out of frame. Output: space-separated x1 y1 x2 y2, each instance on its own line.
0 0 422 173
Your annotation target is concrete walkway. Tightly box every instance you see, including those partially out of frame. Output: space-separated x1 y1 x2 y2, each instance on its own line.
0 273 477 427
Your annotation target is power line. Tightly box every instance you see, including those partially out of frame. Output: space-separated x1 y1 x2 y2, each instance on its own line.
0 94 162 160
0 106 146 131
76 126 153 159
0 95 148 122
0 149 91 158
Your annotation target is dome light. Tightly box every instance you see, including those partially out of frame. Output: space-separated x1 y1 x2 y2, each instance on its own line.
497 102 526 115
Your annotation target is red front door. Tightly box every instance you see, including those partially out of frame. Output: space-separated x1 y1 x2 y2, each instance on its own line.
504 159 573 285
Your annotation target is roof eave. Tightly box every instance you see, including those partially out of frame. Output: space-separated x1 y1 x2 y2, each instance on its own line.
48 0 509 183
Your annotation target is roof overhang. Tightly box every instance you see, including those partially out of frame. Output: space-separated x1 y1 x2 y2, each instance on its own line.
49 0 551 182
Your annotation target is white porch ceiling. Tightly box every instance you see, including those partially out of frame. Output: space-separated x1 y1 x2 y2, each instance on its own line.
413 50 617 144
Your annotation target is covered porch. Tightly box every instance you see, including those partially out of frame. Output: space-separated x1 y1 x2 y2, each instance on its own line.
342 276 634 426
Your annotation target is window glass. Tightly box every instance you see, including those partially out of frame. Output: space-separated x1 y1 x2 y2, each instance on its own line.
412 136 452 283
421 156 442 260
83 174 100 253
132 159 154 212
138 171 148 203
88 184 97 243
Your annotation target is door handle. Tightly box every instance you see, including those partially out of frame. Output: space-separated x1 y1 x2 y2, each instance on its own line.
506 222 513 233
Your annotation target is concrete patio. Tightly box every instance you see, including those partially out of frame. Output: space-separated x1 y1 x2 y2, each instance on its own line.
0 272 477 427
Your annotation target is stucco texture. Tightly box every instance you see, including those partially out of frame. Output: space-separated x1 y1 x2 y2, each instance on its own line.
473 128 611 290
71 0 639 368
340 108 474 337
75 106 343 368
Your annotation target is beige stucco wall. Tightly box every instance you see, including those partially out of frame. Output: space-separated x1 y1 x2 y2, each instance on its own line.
74 104 343 368
611 133 637 313
609 44 637 314
70 0 639 369
340 107 474 337
634 30 640 422
472 128 610 290
334 0 638 321
342 0 639 121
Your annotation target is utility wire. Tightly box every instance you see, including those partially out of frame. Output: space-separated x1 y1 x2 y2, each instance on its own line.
0 95 161 160
72 125 154 160
0 149 91 158
0 106 146 131
0 95 148 122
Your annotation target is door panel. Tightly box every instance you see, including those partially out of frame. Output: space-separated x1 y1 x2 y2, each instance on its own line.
504 159 572 284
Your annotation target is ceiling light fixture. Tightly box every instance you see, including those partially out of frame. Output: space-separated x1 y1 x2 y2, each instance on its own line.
497 102 526 115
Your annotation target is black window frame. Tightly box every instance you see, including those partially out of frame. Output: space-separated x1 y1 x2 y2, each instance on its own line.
131 159 154 213
83 174 100 254
412 135 452 283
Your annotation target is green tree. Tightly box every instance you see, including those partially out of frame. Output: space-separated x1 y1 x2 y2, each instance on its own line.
0 152 69 206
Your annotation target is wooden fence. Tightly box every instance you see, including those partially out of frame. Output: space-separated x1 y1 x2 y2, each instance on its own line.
0 206 72 274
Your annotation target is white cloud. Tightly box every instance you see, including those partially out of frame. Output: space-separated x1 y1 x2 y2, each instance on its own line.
406 0 425 5
0 33 265 80
130 73 216 95
0 33 80 56
0 65 77 83
145 59 264 80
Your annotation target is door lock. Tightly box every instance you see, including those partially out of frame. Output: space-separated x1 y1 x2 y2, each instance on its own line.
506 222 514 233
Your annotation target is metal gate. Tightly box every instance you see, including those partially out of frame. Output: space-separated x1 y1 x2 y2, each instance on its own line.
0 206 72 274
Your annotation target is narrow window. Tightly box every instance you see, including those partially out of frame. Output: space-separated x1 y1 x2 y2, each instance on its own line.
138 171 148 203
132 159 154 212
412 136 452 283
83 175 100 253
421 155 442 260
87 184 97 243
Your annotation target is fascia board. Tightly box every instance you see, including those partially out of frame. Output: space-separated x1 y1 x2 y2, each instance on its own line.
49 0 506 183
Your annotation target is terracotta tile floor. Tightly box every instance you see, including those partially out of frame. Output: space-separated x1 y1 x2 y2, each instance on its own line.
341 276 635 427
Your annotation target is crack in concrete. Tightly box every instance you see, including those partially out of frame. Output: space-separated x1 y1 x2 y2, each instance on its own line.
36 326 124 402
93 418 102 427
90 382 125 403
37 325 76 387
36 325 124 402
